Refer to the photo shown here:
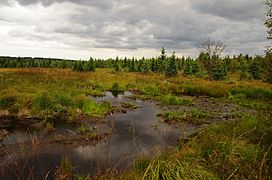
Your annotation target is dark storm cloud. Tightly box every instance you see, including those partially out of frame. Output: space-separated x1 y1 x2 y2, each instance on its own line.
0 0 269 57
190 0 264 21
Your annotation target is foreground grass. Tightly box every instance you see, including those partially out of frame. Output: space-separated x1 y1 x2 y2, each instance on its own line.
122 114 272 179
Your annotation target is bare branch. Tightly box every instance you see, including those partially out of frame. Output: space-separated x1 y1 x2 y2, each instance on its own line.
199 38 226 58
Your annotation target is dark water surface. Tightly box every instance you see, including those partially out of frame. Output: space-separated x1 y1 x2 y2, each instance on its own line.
0 91 194 179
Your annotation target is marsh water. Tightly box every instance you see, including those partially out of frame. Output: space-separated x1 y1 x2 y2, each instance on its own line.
0 91 194 179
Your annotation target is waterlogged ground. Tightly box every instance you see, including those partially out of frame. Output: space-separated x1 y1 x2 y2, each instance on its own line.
0 91 255 179
0 91 194 179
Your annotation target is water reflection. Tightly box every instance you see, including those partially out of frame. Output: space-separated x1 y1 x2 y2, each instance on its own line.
0 91 194 179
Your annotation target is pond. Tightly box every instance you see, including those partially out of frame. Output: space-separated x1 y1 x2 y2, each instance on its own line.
0 91 195 179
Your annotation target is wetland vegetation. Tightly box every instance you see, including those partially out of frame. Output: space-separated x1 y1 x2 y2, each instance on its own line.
0 65 271 179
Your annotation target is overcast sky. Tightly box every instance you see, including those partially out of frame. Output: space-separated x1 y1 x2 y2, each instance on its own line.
0 0 269 59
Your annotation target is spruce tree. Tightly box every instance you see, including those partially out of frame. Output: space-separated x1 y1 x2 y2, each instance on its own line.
151 58 156 72
84 58 95 72
123 57 128 68
137 58 144 72
113 56 120 72
129 58 135 72
191 61 200 75
142 61 150 73
249 60 261 80
183 60 192 76
158 47 166 72
238 56 249 80
212 61 227 80
165 52 178 76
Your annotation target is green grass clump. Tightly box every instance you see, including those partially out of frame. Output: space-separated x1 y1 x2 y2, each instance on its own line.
82 101 111 117
0 94 17 108
121 102 139 109
158 111 181 122
125 83 136 90
229 95 271 110
158 109 208 125
239 100 270 110
110 82 125 93
55 157 73 179
32 92 56 111
84 89 105 97
77 124 91 134
139 158 217 180
230 87 272 99
77 124 98 138
45 121 55 132
0 88 20 113
161 94 193 106
31 92 95 118
191 109 209 119
139 85 162 97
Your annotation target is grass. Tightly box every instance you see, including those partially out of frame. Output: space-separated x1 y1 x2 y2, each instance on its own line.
55 157 73 179
77 124 98 139
230 87 272 99
1 68 272 179
160 94 193 106
84 89 105 97
229 90 271 110
0 69 113 120
158 109 209 125
110 82 125 93
137 158 217 179
126 114 272 179
82 101 111 117
120 102 139 109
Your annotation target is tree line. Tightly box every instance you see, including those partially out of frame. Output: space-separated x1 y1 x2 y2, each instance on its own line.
0 48 271 83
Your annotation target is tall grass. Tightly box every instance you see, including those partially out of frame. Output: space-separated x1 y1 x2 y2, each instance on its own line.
129 115 272 179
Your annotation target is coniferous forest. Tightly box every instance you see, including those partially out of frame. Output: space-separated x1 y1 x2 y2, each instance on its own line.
1 49 271 83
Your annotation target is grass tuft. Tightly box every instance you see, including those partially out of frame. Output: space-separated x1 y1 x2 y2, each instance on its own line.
161 94 193 106
158 109 208 125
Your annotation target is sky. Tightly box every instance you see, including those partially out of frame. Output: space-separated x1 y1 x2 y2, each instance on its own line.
0 0 270 59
